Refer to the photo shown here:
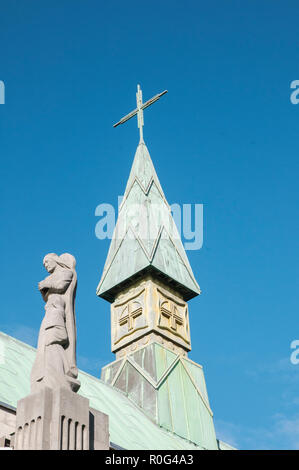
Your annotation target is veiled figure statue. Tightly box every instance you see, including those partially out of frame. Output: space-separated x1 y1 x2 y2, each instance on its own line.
31 253 80 393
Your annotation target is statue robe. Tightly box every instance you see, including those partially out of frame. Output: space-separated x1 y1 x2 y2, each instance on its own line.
31 266 80 393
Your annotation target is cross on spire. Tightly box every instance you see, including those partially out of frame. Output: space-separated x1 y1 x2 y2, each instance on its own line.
113 84 167 143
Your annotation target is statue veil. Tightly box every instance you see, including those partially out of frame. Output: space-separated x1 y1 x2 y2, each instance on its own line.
57 253 78 381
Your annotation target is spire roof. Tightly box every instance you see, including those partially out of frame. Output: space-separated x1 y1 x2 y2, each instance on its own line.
96 141 200 302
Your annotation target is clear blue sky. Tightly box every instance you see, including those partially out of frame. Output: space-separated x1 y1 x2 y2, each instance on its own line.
1 0 299 450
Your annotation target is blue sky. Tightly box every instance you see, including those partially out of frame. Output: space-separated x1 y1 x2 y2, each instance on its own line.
1 0 299 450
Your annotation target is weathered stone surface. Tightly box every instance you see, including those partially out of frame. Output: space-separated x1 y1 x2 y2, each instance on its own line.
31 253 80 394
89 407 109 450
51 387 90 450
0 405 16 438
14 387 109 450
110 276 191 356
15 386 53 449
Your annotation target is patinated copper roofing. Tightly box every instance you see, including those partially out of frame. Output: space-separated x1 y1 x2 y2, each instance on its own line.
96 142 201 302
0 331 213 450
101 342 218 450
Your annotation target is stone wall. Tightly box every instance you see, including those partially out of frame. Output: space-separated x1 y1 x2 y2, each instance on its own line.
0 404 16 438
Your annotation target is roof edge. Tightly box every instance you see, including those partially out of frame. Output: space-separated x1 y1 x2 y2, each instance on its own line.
97 265 200 303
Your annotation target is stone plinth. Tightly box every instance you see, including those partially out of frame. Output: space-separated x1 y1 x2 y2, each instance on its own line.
14 387 109 450
89 407 109 450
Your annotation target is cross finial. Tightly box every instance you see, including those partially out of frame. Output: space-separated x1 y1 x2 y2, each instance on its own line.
113 84 168 143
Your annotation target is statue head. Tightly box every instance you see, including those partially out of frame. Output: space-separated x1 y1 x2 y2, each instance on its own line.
43 253 59 273
43 253 76 273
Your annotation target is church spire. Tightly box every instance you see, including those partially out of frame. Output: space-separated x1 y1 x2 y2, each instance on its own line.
97 88 218 451
97 85 200 357
96 141 200 303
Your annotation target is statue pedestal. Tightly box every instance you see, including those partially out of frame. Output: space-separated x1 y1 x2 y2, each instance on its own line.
14 387 109 450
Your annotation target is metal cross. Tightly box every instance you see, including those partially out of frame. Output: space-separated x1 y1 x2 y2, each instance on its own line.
113 84 167 143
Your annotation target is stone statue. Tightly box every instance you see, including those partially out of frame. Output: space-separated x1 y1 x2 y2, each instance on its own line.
31 253 80 393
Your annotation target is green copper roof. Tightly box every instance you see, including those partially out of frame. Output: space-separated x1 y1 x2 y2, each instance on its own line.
101 343 218 450
97 142 201 302
0 332 235 450
0 331 204 450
